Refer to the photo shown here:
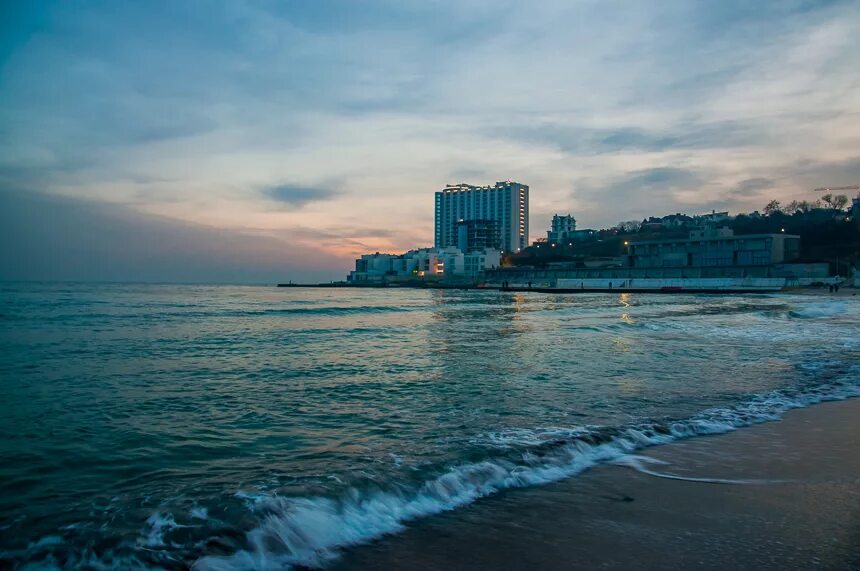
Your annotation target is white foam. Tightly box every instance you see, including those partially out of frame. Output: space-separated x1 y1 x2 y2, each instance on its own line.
191 507 209 521
194 378 860 571
789 301 847 319
476 426 593 448
611 454 787 485
138 512 183 548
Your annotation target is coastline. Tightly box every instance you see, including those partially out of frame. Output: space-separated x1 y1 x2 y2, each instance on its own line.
332 398 860 571
276 281 857 295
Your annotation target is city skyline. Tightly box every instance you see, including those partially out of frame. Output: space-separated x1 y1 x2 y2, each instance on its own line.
2 1 859 283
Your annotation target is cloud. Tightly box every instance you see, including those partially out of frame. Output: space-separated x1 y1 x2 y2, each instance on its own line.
734 178 775 194
491 121 766 155
263 184 340 207
1 0 859 278
622 167 701 188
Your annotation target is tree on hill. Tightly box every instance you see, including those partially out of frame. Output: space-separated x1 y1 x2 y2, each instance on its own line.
615 220 642 233
821 194 849 210
763 200 782 216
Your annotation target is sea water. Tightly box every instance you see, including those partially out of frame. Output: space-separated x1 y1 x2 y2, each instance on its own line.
0 283 858 569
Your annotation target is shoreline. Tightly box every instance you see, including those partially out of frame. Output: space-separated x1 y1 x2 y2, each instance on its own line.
276 282 855 295
333 398 860 571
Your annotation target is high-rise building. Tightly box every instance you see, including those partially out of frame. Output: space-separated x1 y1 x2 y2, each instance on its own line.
434 181 529 253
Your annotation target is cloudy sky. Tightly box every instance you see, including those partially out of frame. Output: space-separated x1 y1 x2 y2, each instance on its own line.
1 0 859 282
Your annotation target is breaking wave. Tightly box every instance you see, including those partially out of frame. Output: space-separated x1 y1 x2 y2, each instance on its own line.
194 375 860 571
789 301 847 319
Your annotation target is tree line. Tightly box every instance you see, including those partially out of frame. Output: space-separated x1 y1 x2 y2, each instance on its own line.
763 192 853 216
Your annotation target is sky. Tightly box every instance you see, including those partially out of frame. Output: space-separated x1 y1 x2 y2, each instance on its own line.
1 0 859 283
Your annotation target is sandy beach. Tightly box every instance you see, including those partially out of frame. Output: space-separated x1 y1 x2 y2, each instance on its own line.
333 398 860 571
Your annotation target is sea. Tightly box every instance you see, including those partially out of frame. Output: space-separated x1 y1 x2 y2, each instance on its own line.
1 283 858 569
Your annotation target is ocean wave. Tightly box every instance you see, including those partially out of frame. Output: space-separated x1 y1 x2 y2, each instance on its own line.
193 374 860 571
139 512 185 548
9 304 423 322
234 305 422 317
789 301 847 319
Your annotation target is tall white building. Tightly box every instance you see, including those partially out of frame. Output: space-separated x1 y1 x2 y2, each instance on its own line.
434 181 529 253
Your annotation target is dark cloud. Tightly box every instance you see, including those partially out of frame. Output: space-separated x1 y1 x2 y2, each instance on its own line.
263 184 340 207
618 167 702 188
493 121 766 155
572 166 707 226
597 129 676 152
734 178 775 194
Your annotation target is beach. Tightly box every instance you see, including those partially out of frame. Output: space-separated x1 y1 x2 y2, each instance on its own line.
334 398 860 571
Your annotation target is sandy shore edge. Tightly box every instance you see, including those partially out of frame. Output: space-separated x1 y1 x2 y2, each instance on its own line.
333 398 860 571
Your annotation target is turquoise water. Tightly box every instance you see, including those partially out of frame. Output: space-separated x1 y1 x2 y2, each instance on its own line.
1 283 858 569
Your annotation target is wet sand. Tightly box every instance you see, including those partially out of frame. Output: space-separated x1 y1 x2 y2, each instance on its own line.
333 399 860 571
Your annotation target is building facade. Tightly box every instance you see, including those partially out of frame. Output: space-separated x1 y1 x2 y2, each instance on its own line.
347 247 501 283
457 219 498 252
435 181 528 253
546 214 576 244
628 227 800 269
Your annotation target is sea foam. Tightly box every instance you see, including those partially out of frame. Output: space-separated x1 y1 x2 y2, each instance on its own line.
194 375 860 571
789 300 847 319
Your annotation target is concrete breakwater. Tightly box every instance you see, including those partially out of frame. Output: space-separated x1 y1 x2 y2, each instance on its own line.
481 264 840 292
493 277 790 293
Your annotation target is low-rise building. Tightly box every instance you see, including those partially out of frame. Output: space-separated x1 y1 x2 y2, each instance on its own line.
694 210 732 225
660 213 694 228
627 227 800 269
347 247 500 283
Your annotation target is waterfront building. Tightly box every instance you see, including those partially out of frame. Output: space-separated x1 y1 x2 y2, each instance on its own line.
546 214 576 244
434 181 528 253
347 247 500 283
627 227 800 269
